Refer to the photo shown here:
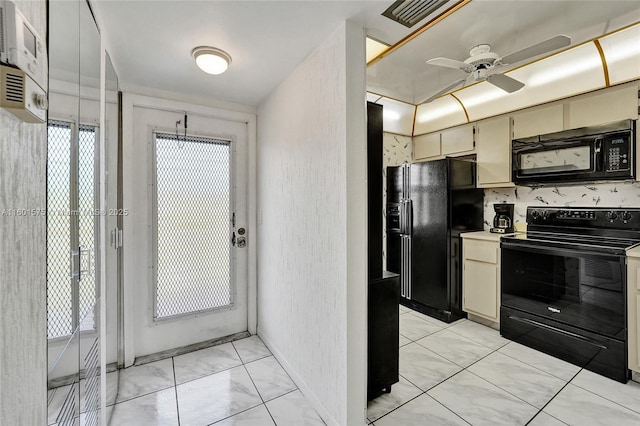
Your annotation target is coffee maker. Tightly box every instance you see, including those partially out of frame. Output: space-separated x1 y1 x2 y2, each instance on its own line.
490 203 515 234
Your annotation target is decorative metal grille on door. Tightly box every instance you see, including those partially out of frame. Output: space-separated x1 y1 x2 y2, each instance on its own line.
78 125 97 330
47 121 73 339
153 133 233 319
47 121 98 339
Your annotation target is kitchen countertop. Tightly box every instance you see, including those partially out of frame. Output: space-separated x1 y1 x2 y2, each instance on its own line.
460 230 520 242
627 245 640 258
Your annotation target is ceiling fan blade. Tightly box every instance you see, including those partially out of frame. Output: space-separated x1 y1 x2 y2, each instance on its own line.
498 35 571 65
486 74 525 93
426 57 471 71
421 78 467 104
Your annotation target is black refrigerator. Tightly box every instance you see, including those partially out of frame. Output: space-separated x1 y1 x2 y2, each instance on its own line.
386 158 483 323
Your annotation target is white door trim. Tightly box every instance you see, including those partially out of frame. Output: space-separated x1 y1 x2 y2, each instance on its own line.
121 93 257 366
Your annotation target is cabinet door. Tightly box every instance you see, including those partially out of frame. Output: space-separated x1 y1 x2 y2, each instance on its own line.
569 84 638 128
463 260 498 321
628 259 640 373
477 116 512 187
512 104 564 139
441 123 474 155
413 132 441 160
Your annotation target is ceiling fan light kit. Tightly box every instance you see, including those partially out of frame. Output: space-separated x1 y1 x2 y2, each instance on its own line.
423 34 571 103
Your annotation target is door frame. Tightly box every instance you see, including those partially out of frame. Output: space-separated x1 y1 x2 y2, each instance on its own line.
121 93 257 366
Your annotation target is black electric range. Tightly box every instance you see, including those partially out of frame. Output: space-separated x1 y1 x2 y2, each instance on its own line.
500 206 640 383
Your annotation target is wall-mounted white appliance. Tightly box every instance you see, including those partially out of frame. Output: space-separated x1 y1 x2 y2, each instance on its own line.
0 0 47 122
0 0 46 88
0 64 46 123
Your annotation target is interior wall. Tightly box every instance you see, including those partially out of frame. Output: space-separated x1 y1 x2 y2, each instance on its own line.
0 1 47 424
256 21 367 425
484 181 640 228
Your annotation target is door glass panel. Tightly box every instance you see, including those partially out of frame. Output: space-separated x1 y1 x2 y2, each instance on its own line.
78 125 97 328
47 120 73 339
153 133 232 319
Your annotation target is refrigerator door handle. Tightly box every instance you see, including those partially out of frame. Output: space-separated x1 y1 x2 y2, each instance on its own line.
399 200 405 235
400 236 406 298
406 200 413 236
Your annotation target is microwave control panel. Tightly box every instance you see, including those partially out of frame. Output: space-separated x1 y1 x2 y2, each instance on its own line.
604 134 631 172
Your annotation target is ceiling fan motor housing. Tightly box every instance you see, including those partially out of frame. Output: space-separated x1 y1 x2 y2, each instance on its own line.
464 44 499 69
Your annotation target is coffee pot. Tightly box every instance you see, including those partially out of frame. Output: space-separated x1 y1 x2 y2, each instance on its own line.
490 203 515 234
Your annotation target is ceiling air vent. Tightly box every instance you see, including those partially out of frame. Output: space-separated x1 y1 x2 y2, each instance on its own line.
4 71 24 103
382 0 450 28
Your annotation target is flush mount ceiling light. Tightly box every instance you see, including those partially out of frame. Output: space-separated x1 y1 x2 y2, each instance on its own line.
192 46 232 75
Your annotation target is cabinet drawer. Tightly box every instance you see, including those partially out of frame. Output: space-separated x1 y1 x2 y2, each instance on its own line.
464 239 498 264
636 267 640 291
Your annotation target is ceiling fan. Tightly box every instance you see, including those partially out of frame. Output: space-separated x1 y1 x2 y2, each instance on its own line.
422 35 571 103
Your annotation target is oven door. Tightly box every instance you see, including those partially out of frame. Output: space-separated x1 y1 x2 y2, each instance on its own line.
512 139 597 184
500 240 626 341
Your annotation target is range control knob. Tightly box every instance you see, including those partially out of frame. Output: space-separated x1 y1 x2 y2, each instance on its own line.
621 211 633 222
531 210 540 220
606 211 618 221
541 210 549 220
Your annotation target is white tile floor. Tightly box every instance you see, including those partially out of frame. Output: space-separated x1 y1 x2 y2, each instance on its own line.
48 310 640 426
367 305 640 426
105 336 324 425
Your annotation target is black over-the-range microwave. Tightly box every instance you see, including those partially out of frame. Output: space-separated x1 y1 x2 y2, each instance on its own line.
512 119 636 185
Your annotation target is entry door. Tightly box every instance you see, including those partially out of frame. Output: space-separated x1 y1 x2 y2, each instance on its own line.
47 120 99 341
127 105 248 358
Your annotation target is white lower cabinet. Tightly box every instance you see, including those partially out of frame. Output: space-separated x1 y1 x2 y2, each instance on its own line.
627 255 640 374
462 234 501 323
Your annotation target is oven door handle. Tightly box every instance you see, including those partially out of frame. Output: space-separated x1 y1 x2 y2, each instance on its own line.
500 241 623 260
508 315 608 350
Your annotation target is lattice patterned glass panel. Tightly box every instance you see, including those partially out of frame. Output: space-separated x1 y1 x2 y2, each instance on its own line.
154 133 232 318
78 125 97 329
47 121 72 339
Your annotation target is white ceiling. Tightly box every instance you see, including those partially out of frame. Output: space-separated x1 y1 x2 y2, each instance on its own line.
90 1 640 108
92 0 418 107
367 0 640 104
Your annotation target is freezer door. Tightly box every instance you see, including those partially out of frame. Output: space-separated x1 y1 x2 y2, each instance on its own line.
386 165 404 204
409 160 449 310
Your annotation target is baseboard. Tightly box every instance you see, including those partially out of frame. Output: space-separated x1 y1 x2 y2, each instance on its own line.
134 331 251 366
258 326 339 426
632 370 640 384
467 313 499 331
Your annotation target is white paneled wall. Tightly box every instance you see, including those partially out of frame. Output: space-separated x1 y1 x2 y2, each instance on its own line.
0 1 47 424
257 21 366 426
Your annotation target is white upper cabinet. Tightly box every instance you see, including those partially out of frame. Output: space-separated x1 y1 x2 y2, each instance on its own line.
440 123 475 155
413 132 441 160
569 84 639 129
476 116 512 187
512 104 564 139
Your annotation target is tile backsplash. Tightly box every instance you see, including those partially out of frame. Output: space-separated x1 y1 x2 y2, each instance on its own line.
484 181 640 229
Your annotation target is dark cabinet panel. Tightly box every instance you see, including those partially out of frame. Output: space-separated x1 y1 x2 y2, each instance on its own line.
368 273 399 400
